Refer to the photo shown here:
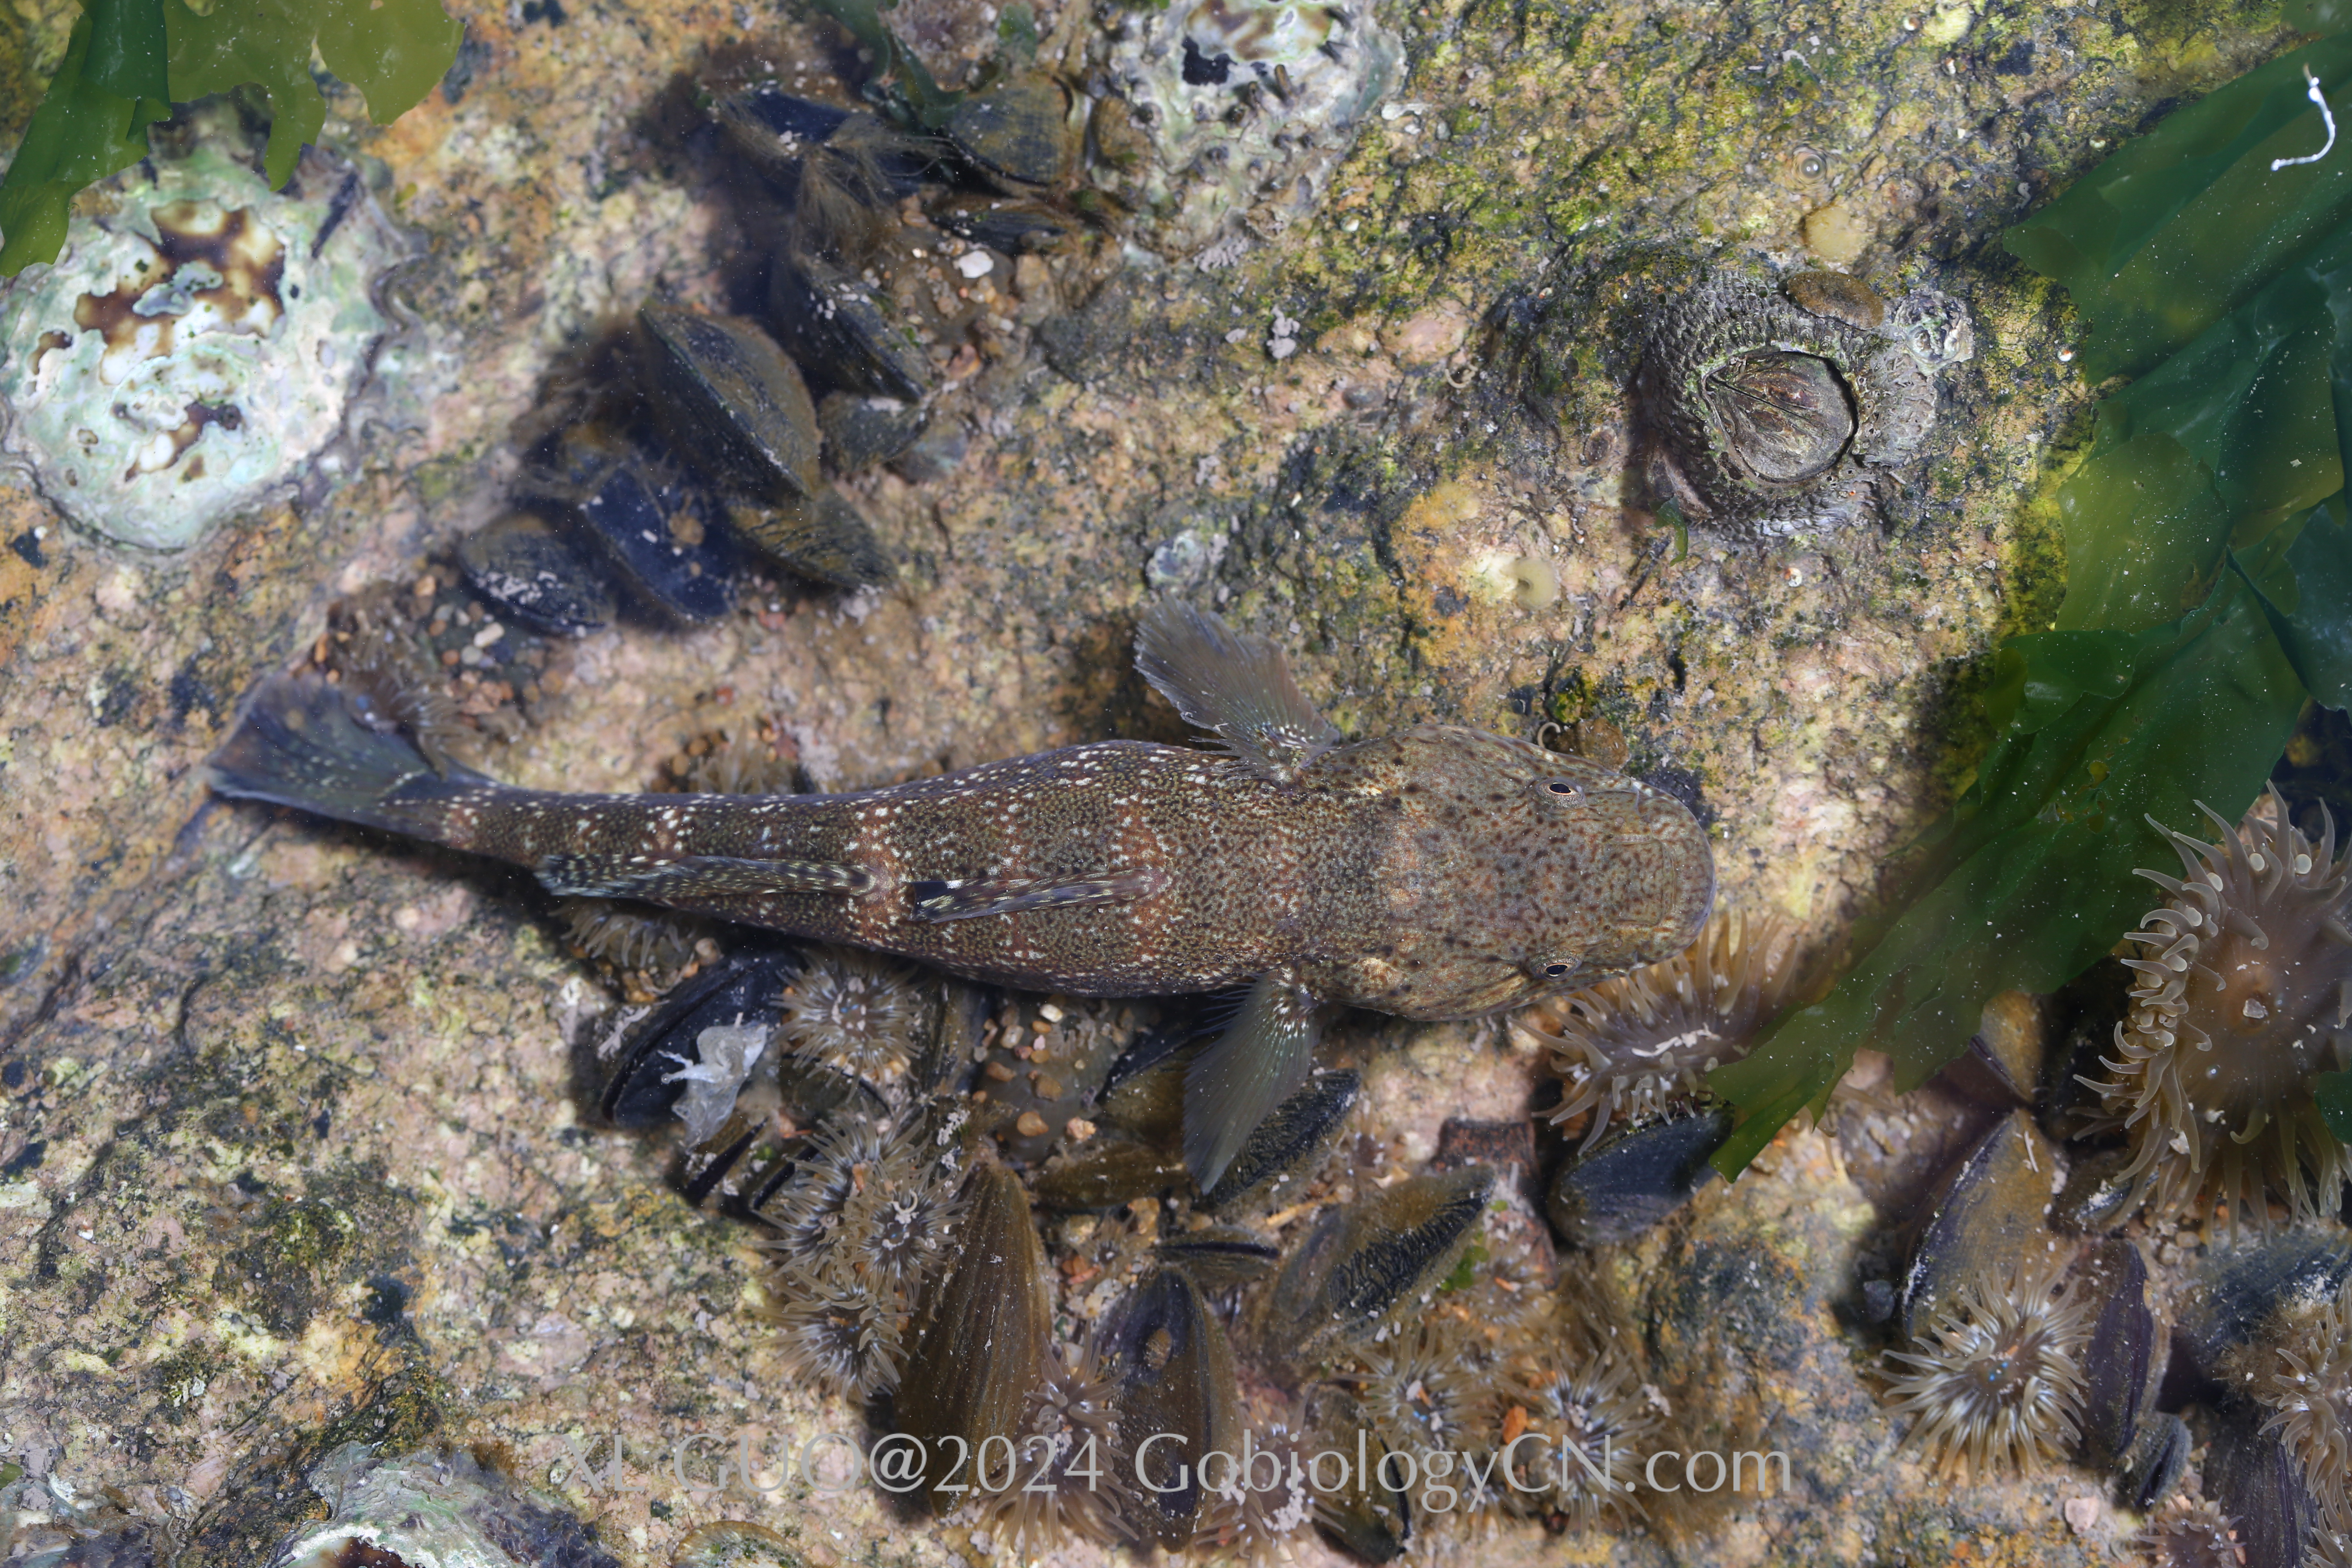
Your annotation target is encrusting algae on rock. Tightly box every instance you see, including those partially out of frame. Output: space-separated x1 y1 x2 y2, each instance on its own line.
209 598 1713 1186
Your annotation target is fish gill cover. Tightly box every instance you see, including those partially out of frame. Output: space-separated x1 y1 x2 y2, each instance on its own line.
0 0 462 275
1712 6 2352 1174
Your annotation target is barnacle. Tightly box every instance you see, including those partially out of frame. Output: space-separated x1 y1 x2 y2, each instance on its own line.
775 948 926 1080
767 1261 908 1397
1528 904 1803 1149
2087 787 2352 1229
2132 1496 2246 1568
321 591 465 775
974 1346 1131 1555
2222 1278 2352 1540
1881 1253 2095 1478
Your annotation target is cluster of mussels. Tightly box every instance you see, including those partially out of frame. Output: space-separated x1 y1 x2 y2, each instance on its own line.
1510 786 2351 1568
451 54 1111 637
589 922 1715 1562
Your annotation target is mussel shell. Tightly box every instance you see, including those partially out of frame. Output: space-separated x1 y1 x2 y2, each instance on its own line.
1702 350 1853 486
1202 1069 1359 1214
710 85 855 186
1938 989 2046 1109
930 196 1072 255
815 391 927 472
945 75 1077 190
456 511 613 636
1899 1109 2061 1341
894 1163 1053 1514
1783 269 1885 331
523 423 737 624
1546 1103 1729 1249
2051 1144 2142 1236
640 304 822 504
1105 1267 1241 1546
1260 1166 1495 1363
2203 1415 2318 1568
1303 1386 1409 1562
2114 1412 2190 1513
889 419 970 484
2073 1237 2158 1472
2175 1228 2352 1381
599 949 802 1128
724 487 894 590
768 253 936 404
1154 1225 1282 1287
1032 1134 1190 1211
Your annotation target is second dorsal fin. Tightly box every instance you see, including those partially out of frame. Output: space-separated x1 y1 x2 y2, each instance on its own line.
1134 600 1340 783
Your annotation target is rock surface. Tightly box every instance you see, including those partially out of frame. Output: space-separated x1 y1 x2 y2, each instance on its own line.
0 0 2308 1564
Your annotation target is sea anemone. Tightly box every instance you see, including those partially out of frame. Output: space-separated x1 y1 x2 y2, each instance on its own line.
836 1138 967 1297
681 733 797 796
2088 787 2352 1229
2132 1495 2246 1568
2223 1277 2352 1540
1506 1321 1665 1532
1526 904 1804 1148
1881 1252 2095 1478
974 1346 1131 1556
1193 1418 1314 1563
768 1260 907 1397
775 948 926 1081
557 896 708 973
1336 1313 1505 1514
760 1115 913 1274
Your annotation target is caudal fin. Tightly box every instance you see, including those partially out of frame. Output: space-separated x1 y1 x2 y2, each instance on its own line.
208 673 493 839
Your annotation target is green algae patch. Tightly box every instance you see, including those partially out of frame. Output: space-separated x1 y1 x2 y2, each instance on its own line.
0 0 460 274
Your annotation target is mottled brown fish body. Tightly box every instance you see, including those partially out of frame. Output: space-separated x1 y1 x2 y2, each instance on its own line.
424 740 1376 997
210 601 1714 1185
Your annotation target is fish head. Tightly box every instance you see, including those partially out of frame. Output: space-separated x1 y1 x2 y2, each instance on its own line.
1316 726 1716 1020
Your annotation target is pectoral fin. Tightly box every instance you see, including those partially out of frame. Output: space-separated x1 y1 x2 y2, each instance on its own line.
1135 600 1340 782
537 853 873 900
906 866 1168 922
1183 972 1329 1189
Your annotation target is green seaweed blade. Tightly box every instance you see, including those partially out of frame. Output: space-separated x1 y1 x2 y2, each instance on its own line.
0 12 169 274
2005 31 2352 383
1710 574 2305 1175
0 0 459 274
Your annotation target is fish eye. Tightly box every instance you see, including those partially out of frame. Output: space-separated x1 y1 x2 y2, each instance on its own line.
1543 962 1571 978
1544 779 1581 797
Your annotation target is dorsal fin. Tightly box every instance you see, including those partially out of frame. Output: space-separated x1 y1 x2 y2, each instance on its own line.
1133 600 1340 782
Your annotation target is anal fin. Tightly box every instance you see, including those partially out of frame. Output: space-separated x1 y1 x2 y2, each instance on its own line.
907 866 1167 923
538 852 873 901
1183 972 1329 1189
